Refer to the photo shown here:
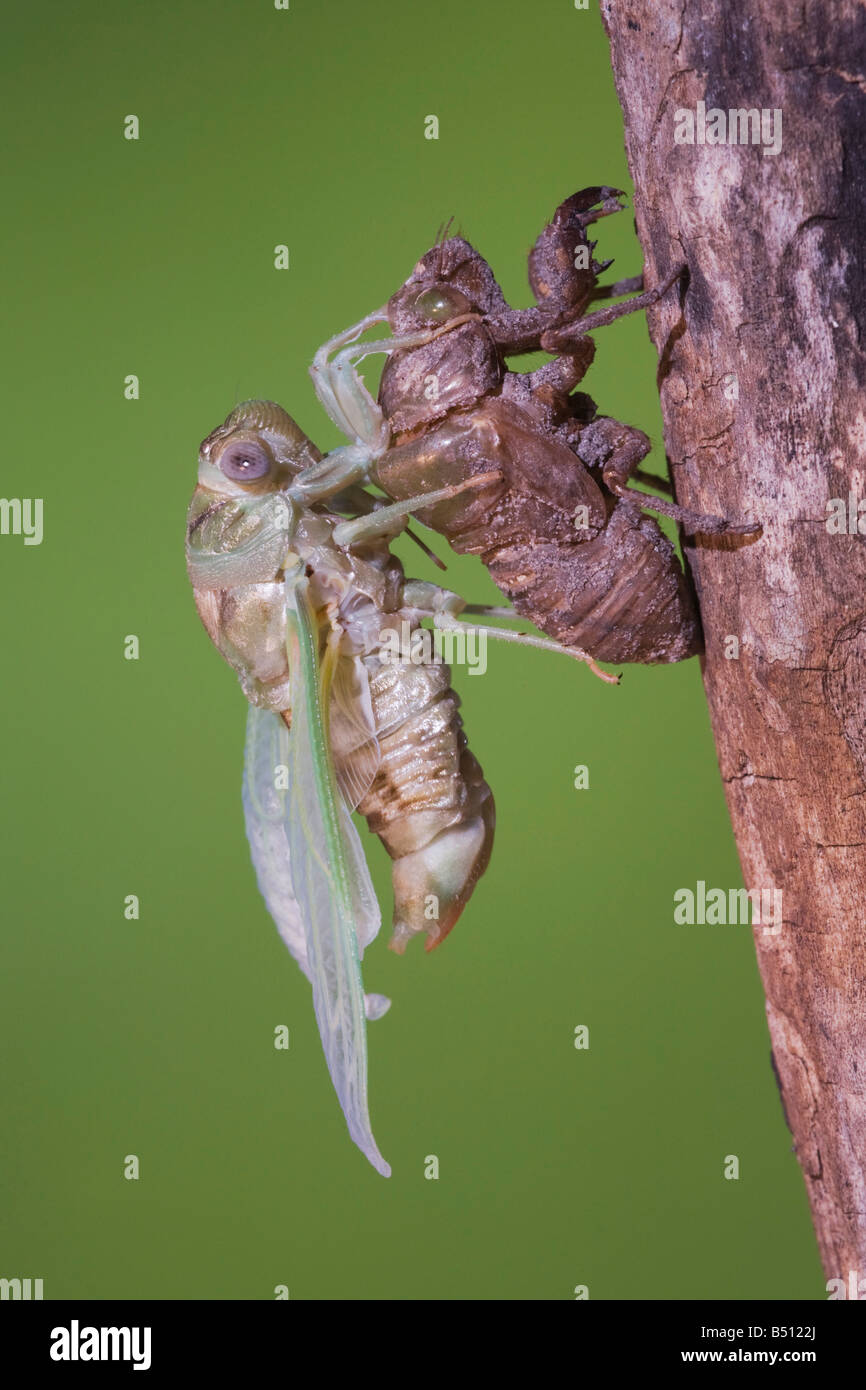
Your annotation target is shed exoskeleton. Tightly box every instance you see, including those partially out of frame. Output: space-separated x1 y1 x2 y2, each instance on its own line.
304 188 758 666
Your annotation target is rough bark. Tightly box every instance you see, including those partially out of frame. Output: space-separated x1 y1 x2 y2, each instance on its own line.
601 0 866 1283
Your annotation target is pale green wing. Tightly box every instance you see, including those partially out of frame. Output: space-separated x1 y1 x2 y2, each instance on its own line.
241 701 390 1011
242 704 310 982
282 575 391 1177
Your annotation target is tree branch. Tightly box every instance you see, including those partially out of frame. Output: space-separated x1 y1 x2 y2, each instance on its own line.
602 0 866 1281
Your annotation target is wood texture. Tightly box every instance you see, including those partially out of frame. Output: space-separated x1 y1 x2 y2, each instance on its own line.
601 0 866 1280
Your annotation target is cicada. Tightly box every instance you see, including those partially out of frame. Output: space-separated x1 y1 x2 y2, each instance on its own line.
186 394 604 1175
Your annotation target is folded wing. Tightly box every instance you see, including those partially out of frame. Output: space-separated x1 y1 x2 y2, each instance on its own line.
242 576 391 1177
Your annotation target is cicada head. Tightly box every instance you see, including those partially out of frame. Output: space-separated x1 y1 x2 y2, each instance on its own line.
379 238 505 433
197 400 322 499
385 234 506 335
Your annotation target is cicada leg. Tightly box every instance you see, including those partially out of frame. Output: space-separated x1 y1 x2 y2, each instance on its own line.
540 263 687 352
291 312 485 507
588 419 761 537
432 613 620 685
462 603 518 618
400 580 620 685
331 471 501 547
309 306 391 454
287 443 373 503
308 309 482 458
589 273 644 301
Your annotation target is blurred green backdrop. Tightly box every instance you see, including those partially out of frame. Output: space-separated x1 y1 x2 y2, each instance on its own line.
0 0 821 1299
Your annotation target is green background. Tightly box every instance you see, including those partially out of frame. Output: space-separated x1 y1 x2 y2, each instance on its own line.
0 0 821 1299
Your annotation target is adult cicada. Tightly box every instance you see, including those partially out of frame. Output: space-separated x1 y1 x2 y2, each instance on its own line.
186 396 602 1176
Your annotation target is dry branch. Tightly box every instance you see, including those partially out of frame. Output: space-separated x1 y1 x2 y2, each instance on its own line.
601 0 866 1280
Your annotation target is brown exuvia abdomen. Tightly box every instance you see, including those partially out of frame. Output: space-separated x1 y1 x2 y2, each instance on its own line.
374 396 701 664
483 505 700 663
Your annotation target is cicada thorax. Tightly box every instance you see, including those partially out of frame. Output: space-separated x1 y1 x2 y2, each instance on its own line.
186 488 297 711
186 400 326 706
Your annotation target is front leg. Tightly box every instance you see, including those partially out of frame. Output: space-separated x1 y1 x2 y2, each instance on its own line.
309 308 480 457
501 338 597 418
331 471 501 547
485 187 626 354
589 274 644 301
308 306 390 453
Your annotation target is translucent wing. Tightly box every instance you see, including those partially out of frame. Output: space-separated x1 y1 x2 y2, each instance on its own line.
242 704 309 980
242 701 390 1007
279 575 390 1176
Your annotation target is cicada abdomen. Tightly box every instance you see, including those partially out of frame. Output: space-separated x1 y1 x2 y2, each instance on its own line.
357 642 494 953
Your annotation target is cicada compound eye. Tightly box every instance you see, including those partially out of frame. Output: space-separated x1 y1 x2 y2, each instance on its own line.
218 438 272 483
412 285 472 324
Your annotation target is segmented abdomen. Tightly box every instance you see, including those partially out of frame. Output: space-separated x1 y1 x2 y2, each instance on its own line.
374 396 700 664
359 648 494 953
482 507 700 663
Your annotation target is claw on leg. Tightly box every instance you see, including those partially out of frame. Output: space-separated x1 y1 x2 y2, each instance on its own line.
579 416 760 537
431 612 620 685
